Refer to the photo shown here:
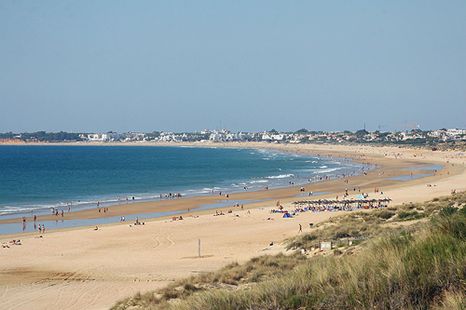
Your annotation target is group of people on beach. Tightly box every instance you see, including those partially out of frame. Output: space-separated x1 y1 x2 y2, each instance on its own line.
274 191 390 216
216 191 230 198
20 214 46 233
51 207 65 217
2 239 22 248
37 224 46 233
160 193 182 199
287 200 389 214
133 217 145 225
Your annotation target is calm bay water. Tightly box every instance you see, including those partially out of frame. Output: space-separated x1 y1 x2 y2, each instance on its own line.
0 145 363 217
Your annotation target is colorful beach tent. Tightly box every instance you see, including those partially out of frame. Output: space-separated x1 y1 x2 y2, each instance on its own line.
283 213 293 218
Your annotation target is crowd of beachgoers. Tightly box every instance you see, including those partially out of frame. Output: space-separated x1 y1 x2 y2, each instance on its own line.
272 197 391 215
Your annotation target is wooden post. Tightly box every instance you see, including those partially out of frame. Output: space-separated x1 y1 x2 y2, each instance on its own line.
198 239 201 258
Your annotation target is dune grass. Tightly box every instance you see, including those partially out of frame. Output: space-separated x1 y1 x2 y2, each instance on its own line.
112 192 466 310
112 253 307 310
286 192 465 253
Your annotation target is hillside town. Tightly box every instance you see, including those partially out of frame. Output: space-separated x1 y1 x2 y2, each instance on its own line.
0 128 465 146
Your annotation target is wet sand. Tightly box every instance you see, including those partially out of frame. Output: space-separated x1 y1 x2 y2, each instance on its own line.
0 142 465 310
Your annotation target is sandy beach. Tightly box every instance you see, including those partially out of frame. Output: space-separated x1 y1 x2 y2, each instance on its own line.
0 142 465 310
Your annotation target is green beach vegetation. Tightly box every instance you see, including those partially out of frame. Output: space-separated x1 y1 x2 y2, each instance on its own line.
113 192 466 310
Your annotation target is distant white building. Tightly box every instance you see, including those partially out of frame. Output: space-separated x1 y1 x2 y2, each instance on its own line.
261 133 285 142
209 132 223 142
158 132 179 142
86 132 119 142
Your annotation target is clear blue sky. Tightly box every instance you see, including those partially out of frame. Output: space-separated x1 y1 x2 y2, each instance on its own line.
1 1 465 132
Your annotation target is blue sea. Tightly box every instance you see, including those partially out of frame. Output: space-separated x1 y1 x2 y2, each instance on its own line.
0 145 364 218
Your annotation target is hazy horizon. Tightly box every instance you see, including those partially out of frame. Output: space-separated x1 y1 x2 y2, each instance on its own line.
1 1 465 133
0 126 464 134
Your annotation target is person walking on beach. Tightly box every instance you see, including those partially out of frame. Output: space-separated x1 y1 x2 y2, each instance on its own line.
299 224 302 233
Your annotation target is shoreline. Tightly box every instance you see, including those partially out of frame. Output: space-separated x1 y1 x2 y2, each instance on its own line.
0 142 459 234
0 143 398 227
0 146 366 221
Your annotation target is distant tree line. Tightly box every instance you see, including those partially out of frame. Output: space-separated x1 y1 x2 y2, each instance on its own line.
0 131 84 142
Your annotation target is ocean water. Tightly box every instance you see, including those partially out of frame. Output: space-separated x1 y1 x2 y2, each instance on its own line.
0 145 365 217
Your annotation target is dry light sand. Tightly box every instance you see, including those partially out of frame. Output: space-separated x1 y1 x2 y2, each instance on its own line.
0 142 465 310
